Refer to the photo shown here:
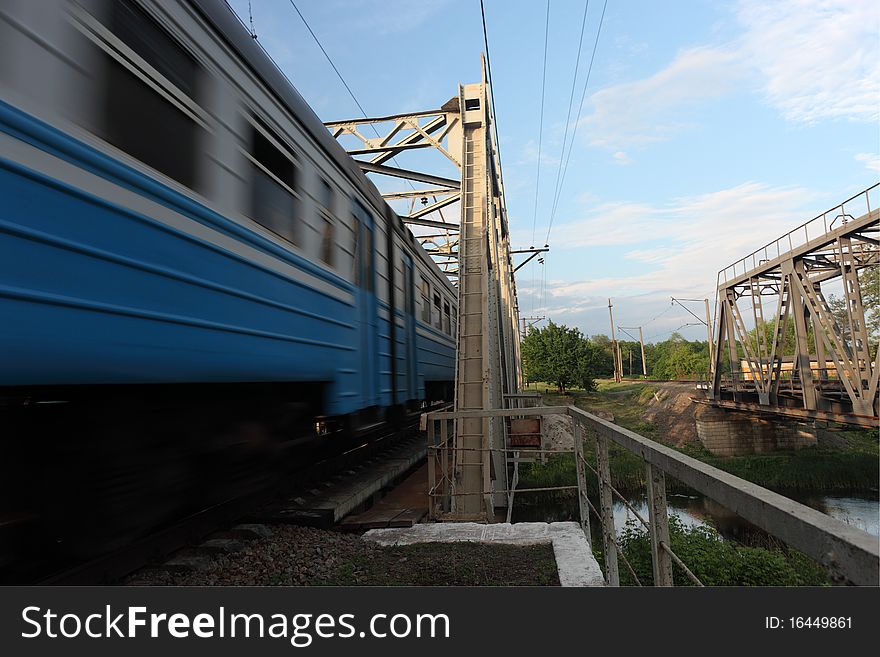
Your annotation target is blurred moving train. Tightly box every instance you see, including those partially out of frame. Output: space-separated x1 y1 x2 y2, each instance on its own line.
0 0 456 570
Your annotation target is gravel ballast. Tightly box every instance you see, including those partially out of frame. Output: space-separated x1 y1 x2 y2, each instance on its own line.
126 525 560 586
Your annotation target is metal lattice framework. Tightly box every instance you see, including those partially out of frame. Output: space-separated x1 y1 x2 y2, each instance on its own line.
326 58 523 520
324 101 463 280
709 184 879 427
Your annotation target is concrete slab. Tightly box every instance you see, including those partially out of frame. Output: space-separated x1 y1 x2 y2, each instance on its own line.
363 521 605 587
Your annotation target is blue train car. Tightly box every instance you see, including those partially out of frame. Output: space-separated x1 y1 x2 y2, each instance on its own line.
0 0 457 424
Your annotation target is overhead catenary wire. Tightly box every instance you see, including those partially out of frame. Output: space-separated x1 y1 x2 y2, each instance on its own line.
285 1 418 197
545 0 608 245
546 0 590 241
646 322 703 342
644 304 674 327
671 297 709 327
479 0 506 188
247 0 257 38
286 0 372 124
531 0 552 247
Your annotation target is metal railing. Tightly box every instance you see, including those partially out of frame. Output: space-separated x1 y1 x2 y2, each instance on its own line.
718 183 877 284
425 405 880 586
701 367 849 393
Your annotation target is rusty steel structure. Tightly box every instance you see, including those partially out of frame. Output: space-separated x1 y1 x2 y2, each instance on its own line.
326 59 524 520
708 184 879 427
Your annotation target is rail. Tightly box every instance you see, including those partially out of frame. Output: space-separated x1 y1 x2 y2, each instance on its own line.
425 405 879 586
717 183 877 284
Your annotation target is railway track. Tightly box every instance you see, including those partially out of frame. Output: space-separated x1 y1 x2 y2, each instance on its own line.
12 407 434 585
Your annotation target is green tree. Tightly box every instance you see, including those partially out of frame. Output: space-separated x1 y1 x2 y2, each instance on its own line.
648 333 709 379
827 266 878 357
522 321 596 392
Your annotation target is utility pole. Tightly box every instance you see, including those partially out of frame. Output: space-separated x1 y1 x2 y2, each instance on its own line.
621 324 648 378
638 326 647 378
629 348 633 379
608 299 620 383
671 296 714 375
520 316 545 337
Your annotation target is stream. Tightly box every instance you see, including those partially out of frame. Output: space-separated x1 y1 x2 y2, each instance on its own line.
512 489 880 539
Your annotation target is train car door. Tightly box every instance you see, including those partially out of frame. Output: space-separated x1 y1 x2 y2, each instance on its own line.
402 254 418 402
353 202 379 408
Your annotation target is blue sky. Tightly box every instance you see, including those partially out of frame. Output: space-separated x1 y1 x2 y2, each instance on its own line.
228 0 879 343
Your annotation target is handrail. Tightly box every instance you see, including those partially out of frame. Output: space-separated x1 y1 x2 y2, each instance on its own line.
425 404 880 586
567 405 879 585
717 183 877 284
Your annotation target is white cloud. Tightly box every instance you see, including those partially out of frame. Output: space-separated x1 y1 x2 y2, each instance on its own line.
612 151 632 166
584 46 742 152
736 0 880 124
855 152 880 173
517 182 827 338
540 181 818 297
581 0 879 159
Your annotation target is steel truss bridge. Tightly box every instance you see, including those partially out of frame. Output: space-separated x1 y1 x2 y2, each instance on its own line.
326 59 523 519
707 184 879 428
323 67 878 584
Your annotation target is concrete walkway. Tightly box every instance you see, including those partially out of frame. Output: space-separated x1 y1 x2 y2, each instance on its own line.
254 436 425 527
363 521 605 587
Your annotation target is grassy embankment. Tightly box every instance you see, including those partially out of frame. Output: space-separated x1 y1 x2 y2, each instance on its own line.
520 380 878 495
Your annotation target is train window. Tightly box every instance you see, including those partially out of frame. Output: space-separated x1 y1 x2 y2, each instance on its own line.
94 0 202 188
318 179 335 266
352 204 373 291
361 225 374 292
433 293 442 330
403 265 413 314
443 301 451 335
420 278 431 324
351 217 359 283
247 120 299 245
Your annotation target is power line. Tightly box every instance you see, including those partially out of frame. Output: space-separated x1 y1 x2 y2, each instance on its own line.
671 297 708 327
646 322 702 342
644 304 674 327
285 0 417 197
531 0 552 246
247 0 257 38
479 0 506 186
540 258 547 310
286 0 371 124
545 0 608 245
547 0 590 242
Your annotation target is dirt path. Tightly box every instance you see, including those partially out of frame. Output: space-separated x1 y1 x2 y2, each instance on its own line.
642 382 700 446
541 381 701 447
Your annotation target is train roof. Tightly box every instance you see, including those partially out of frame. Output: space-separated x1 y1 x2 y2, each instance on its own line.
190 0 456 294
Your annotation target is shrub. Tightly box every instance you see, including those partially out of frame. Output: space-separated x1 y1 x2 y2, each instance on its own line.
612 516 829 586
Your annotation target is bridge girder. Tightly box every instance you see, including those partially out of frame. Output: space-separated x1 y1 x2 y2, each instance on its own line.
325 59 522 519
710 184 879 426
